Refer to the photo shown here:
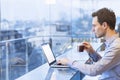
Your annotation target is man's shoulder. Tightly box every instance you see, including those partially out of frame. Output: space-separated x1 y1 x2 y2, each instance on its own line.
115 37 120 42
112 38 120 47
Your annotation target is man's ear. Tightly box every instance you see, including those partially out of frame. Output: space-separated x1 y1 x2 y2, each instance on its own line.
102 22 108 29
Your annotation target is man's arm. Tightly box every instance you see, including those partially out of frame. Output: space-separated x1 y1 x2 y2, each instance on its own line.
70 40 120 76
88 52 102 62
82 42 102 62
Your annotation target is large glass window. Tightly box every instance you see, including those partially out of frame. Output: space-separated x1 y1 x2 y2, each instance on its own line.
1 0 120 80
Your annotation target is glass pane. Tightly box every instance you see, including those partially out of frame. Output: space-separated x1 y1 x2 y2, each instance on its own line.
1 0 120 80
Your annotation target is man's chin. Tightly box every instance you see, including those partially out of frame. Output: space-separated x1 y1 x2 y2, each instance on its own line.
95 35 100 38
96 35 103 38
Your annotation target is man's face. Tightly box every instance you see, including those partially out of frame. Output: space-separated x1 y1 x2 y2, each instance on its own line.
92 16 106 38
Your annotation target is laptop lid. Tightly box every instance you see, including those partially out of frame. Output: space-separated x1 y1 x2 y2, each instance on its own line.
41 43 56 65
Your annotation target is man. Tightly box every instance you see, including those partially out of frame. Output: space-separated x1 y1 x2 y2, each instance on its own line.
58 8 120 80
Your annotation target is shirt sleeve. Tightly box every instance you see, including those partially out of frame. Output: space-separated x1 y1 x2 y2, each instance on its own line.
89 52 102 62
69 42 120 76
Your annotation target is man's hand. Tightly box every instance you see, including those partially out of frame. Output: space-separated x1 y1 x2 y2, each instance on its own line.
82 41 95 54
57 58 70 65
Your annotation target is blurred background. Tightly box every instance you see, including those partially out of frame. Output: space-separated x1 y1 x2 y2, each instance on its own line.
0 0 120 80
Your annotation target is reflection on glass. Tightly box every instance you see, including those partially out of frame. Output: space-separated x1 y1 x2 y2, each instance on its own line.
1 0 120 80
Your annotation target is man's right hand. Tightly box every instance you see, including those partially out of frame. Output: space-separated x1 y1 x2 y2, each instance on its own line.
82 41 95 54
57 58 70 65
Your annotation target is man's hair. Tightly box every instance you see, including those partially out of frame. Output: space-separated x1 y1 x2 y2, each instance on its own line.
92 8 116 30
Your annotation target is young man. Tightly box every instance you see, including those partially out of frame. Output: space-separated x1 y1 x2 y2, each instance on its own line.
58 8 120 80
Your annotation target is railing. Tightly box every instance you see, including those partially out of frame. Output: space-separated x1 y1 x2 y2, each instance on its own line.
0 36 46 80
0 37 29 80
0 36 73 80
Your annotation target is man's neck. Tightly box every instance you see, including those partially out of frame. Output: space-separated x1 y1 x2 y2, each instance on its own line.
104 29 117 40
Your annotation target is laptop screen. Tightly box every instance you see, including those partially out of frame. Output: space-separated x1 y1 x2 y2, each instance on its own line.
41 43 55 64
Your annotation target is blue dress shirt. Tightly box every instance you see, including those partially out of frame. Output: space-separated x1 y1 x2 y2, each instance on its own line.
69 34 120 80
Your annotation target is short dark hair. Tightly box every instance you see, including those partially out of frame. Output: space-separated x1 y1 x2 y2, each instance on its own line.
92 8 116 30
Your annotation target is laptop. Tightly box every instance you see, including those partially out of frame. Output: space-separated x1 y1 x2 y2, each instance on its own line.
41 43 69 68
